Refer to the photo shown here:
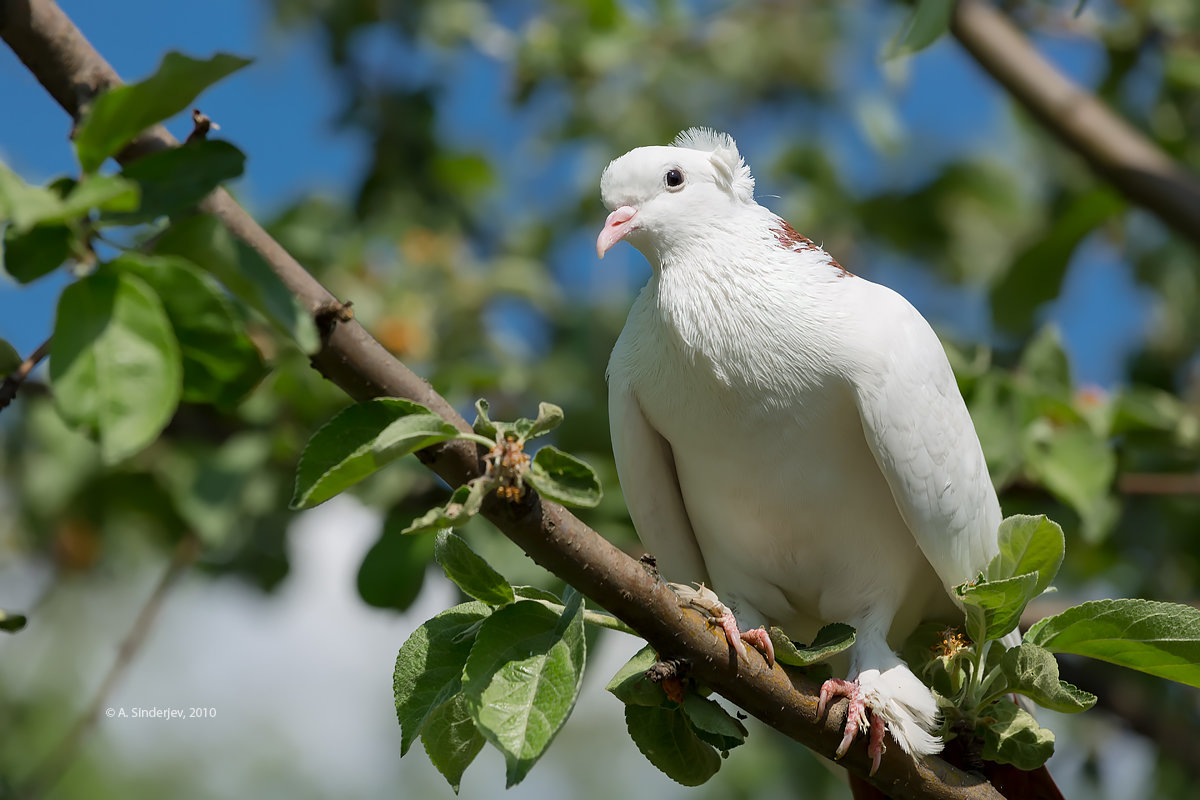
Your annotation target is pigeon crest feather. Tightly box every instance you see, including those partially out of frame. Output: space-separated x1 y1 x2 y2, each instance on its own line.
672 127 755 203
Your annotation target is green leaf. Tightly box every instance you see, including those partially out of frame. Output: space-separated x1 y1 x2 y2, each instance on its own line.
956 572 1039 645
52 174 140 220
156 433 272 548
152 213 320 352
607 645 668 707
624 705 721 786
291 398 461 509
50 269 182 464
74 52 252 173
3 224 74 284
992 190 1123 335
421 693 486 793
111 140 245 223
0 610 28 633
394 601 492 756
525 402 564 439
0 164 65 230
1025 599 1200 688
680 694 747 752
526 445 602 508
357 513 436 611
968 374 1023 488
1023 424 1117 542
472 399 563 443
1110 386 1185 434
512 585 564 604
473 398 498 440
0 338 21 374
770 623 856 667
112 253 265 406
994 643 1096 713
986 515 1064 596
1018 326 1072 400
402 482 489 535
434 531 515 607
462 594 586 787
889 0 953 58
977 698 1055 770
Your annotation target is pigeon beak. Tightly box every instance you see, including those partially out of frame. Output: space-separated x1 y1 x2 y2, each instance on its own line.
596 206 638 259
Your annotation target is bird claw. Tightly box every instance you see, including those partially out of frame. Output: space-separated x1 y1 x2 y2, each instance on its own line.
819 678 886 775
668 582 774 666
717 610 775 666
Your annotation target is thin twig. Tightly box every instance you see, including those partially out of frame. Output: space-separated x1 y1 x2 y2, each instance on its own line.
185 108 218 143
1118 472 1200 495
17 535 200 800
0 338 51 413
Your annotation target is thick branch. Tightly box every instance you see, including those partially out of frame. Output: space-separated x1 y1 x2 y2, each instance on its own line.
0 2 1000 797
951 0 1200 250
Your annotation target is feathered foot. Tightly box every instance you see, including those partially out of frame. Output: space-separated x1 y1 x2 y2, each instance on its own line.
819 678 887 775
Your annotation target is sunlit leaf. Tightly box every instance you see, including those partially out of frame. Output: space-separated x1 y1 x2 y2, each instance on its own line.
462 593 586 787
889 0 953 58
50 269 182 464
956 572 1038 644
395 601 492 756
994 643 1096 713
291 398 461 509
526 445 602 507
75 52 252 172
607 645 668 707
986 515 1064 596
112 253 265 406
434 530 515 607
1026 599 1200 688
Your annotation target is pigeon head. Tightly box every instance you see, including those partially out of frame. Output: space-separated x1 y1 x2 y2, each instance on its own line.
597 128 756 261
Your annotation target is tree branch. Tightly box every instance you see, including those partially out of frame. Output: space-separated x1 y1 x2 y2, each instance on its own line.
0 2 1001 796
0 337 50 413
951 0 1200 251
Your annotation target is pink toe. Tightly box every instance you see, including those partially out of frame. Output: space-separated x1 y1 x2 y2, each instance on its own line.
820 679 866 760
741 627 775 666
818 678 856 719
868 713 886 775
718 612 749 661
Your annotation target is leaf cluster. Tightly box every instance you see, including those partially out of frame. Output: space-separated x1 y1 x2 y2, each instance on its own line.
906 514 1200 770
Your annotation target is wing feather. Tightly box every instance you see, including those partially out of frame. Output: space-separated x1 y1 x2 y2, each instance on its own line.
848 284 1002 593
608 384 710 584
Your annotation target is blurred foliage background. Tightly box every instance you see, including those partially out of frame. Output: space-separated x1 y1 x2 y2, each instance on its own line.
2 0 1200 798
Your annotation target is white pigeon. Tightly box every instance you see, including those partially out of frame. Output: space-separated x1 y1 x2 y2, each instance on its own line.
598 128 1006 774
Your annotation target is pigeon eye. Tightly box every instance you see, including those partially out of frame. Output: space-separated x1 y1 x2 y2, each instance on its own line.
664 168 685 189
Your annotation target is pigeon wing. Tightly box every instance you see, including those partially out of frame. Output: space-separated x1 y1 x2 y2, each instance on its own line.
846 282 1002 594
609 383 710 584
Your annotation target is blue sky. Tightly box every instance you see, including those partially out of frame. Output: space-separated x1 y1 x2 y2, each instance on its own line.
0 0 1155 386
